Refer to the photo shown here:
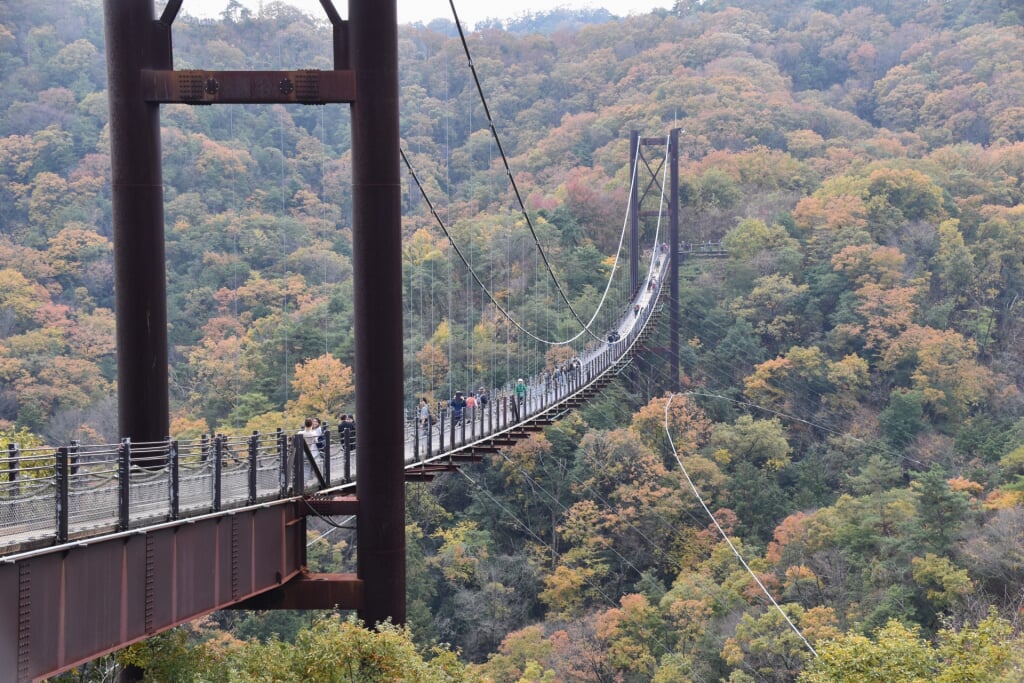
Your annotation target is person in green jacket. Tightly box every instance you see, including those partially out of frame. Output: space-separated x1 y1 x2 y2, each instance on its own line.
513 378 526 421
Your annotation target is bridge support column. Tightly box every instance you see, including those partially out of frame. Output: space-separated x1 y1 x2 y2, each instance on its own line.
350 0 406 627
629 130 640 296
629 129 682 392
669 128 680 393
104 0 170 444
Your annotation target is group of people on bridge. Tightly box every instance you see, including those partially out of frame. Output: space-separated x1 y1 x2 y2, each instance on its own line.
419 387 490 437
299 414 356 462
418 355 587 438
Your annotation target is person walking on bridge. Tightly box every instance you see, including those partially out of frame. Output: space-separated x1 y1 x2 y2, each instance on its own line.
300 418 320 459
450 391 467 425
313 417 325 454
418 398 431 439
338 413 356 452
299 417 320 482
513 378 526 421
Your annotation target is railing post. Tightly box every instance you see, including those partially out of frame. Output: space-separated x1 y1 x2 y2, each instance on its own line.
423 409 432 456
291 433 305 496
169 439 179 520
343 427 352 483
322 429 331 485
277 428 287 496
7 443 19 495
413 415 420 462
426 407 433 459
449 406 457 447
55 446 69 544
212 434 222 512
118 438 130 531
439 403 446 453
201 433 209 463
69 439 80 476
247 431 258 504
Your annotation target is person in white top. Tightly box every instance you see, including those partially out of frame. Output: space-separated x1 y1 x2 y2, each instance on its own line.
300 417 320 459
418 398 431 438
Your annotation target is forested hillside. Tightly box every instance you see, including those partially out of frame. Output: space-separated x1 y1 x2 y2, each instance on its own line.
3 0 1024 680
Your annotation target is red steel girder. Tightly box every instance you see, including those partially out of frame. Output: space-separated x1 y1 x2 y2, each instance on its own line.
0 503 304 683
231 572 364 611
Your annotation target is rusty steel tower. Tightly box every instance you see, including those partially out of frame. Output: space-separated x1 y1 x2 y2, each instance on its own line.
104 0 404 626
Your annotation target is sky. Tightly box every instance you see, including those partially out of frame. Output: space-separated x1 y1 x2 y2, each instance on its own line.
181 0 673 27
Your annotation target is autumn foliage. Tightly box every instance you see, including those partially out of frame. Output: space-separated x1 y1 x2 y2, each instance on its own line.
5 1 1024 681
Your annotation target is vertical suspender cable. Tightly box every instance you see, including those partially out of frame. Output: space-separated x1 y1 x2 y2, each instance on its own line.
468 216 474 392
321 106 329 360
467 102 474 392
230 106 241 414
280 105 289 406
445 37 453 401
506 230 512 388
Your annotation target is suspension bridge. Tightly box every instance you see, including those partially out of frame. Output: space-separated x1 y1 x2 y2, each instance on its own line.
0 259 670 682
0 258 668 552
0 1 694 680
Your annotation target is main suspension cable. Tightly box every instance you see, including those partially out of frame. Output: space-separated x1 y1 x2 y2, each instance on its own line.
401 147 640 346
446 0 606 342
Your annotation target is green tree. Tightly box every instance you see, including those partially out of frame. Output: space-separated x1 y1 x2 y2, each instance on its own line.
722 604 835 683
118 615 482 682
878 388 927 448
710 415 792 472
801 612 1023 682
799 620 935 682
911 467 969 556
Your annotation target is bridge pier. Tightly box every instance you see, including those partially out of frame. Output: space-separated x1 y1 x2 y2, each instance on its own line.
349 0 406 628
104 0 170 444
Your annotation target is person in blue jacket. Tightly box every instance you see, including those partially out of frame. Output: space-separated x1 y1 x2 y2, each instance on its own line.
449 391 467 425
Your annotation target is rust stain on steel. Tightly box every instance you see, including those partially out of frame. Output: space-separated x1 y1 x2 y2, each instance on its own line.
305 495 359 516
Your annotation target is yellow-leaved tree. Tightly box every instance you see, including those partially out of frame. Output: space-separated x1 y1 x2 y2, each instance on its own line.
288 353 354 422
